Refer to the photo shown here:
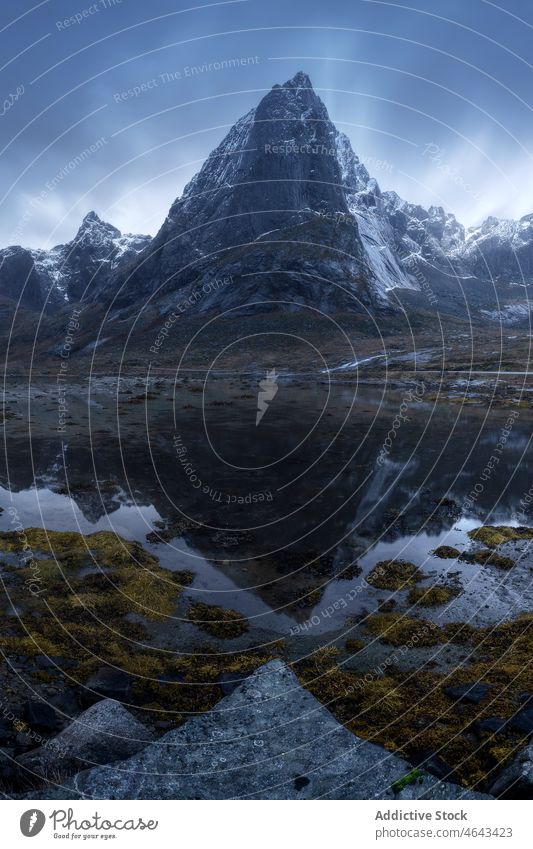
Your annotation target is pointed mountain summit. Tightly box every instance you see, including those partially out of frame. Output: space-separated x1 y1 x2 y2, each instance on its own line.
109 72 384 312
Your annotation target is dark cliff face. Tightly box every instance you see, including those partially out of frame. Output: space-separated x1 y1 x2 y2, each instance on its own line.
0 246 51 310
177 71 350 241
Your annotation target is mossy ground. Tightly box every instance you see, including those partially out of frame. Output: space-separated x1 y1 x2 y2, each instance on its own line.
187 602 249 639
364 613 443 646
468 525 533 547
0 528 280 721
463 550 515 570
408 585 461 607
391 768 424 793
366 560 422 591
296 614 533 790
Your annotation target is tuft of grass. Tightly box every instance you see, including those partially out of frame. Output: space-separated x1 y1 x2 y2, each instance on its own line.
365 613 443 646
345 638 365 654
391 768 424 793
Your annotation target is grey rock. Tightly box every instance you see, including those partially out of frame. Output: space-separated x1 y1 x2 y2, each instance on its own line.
488 742 533 798
16 699 154 781
509 707 533 736
217 670 252 696
443 682 491 704
34 661 489 800
411 750 458 783
0 719 14 744
35 655 78 670
0 747 16 781
474 717 509 736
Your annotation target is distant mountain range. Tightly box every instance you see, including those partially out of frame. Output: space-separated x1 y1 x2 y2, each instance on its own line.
2 71 532 325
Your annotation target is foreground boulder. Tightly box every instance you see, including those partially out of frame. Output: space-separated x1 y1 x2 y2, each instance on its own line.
29 661 488 799
16 699 154 782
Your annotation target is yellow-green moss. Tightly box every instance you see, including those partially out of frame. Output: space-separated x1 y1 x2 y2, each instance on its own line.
366 560 422 591
187 602 249 638
432 545 461 559
391 768 424 793
0 527 285 722
408 585 460 606
468 525 533 547
365 613 443 646
465 549 515 570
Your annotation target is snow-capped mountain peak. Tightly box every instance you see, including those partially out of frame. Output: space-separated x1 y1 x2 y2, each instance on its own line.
0 212 151 308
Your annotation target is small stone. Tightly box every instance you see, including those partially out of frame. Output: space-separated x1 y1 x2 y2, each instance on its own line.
411 751 457 783
473 717 509 735
443 683 491 704
0 719 15 744
35 655 78 670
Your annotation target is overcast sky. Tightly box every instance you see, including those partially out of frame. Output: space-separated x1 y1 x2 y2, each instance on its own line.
1 0 532 248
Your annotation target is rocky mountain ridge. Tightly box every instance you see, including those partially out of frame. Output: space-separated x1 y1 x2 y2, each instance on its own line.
0 212 150 310
1 72 532 322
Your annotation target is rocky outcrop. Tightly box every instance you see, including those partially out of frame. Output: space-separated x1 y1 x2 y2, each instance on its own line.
16 699 154 782
30 661 489 800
